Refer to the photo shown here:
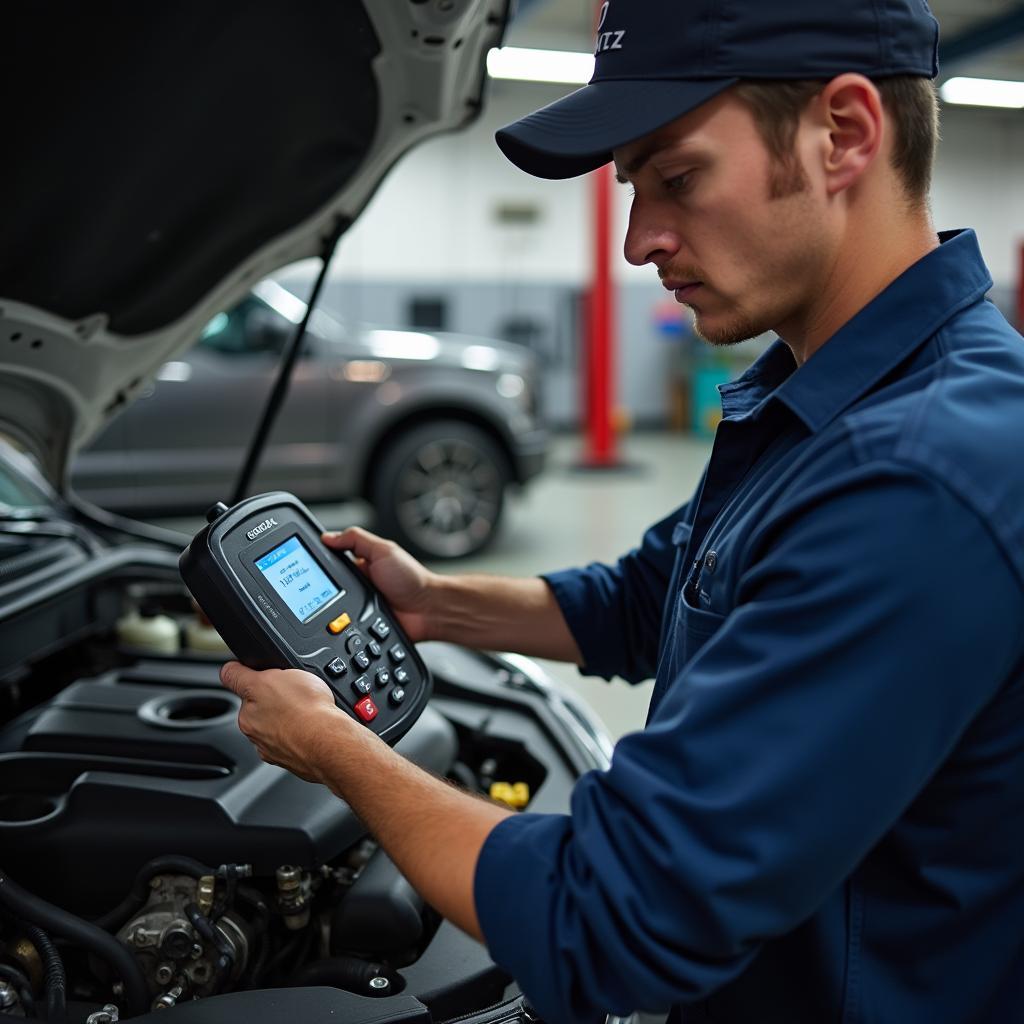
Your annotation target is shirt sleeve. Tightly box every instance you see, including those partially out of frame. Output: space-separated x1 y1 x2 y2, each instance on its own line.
542 500 695 683
475 464 1024 1023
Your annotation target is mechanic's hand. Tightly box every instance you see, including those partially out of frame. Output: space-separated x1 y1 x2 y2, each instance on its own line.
321 527 437 643
220 661 348 783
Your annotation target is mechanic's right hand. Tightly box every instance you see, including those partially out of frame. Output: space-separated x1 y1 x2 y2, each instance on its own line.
321 527 437 643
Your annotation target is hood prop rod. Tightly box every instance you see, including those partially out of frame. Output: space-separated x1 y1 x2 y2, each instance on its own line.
230 219 345 505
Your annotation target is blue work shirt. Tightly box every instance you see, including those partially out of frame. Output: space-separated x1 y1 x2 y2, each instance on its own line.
474 230 1024 1024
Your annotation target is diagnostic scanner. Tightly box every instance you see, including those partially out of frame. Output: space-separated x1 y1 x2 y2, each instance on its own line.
179 492 431 744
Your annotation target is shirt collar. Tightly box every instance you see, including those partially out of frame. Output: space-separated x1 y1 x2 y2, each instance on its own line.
718 229 993 432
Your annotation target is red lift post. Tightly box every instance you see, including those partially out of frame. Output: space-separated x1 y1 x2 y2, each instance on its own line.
580 157 621 468
577 0 624 470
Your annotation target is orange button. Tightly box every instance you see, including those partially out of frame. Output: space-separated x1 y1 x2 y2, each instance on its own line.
327 612 351 635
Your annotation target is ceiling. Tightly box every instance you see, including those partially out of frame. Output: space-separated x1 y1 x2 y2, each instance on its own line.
506 0 1024 84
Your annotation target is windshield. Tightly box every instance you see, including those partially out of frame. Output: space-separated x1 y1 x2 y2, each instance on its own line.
0 441 53 513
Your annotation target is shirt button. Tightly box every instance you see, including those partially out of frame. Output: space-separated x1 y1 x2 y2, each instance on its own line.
704 550 718 573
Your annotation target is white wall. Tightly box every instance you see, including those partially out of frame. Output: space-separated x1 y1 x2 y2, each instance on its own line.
330 81 590 284
931 105 1024 286
331 80 1024 292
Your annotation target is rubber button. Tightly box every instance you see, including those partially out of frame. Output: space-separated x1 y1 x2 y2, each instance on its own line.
326 658 347 678
394 666 410 685
351 675 372 696
370 618 391 640
389 644 407 663
345 632 366 655
328 612 352 636
367 639 382 659
389 687 406 707
353 651 371 671
354 697 378 723
375 668 391 688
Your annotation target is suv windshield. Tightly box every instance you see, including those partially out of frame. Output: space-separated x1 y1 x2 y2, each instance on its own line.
0 443 51 512
197 296 289 355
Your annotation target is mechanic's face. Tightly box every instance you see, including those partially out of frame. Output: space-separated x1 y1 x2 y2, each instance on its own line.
615 91 832 348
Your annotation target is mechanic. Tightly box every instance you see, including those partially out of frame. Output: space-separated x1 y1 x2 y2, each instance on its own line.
219 1 1024 1021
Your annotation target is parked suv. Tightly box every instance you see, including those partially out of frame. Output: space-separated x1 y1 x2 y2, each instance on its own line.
72 277 547 560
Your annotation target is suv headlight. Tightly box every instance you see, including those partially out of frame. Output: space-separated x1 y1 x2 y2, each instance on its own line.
496 373 525 400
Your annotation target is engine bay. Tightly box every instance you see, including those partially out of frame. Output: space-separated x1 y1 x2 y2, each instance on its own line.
0 527 601 1022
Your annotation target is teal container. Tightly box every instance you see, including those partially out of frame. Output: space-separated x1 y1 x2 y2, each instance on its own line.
691 365 731 438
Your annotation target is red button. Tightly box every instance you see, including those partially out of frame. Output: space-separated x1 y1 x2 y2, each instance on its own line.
354 697 378 723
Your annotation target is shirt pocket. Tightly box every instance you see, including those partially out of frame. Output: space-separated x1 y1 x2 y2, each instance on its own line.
678 591 727 664
670 522 727 667
650 530 728 719
652 591 725 718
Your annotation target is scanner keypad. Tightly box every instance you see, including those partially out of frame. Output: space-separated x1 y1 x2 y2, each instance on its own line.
317 614 422 732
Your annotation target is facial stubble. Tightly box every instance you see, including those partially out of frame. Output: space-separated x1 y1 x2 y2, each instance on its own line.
688 159 817 348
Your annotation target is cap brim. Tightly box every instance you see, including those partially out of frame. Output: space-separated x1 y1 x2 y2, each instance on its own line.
495 77 738 180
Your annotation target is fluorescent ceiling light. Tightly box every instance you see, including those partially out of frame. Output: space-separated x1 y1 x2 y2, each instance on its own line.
487 46 593 85
940 77 1024 109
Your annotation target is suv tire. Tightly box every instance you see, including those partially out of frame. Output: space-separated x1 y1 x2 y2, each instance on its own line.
371 421 509 561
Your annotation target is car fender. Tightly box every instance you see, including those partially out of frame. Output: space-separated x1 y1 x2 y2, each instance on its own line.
339 384 520 499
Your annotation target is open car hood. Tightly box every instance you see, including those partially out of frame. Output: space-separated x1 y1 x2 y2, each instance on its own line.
0 0 509 490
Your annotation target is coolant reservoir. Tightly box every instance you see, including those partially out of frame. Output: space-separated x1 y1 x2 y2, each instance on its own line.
183 618 231 654
116 608 180 653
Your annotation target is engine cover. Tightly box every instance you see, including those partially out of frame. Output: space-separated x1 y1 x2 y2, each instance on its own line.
0 658 456 915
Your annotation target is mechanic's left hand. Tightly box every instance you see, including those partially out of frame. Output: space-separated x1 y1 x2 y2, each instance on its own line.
220 661 347 783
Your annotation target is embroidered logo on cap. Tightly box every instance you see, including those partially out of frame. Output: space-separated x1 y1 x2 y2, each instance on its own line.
595 1 625 54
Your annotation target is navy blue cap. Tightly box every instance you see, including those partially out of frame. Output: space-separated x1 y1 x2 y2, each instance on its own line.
496 0 940 179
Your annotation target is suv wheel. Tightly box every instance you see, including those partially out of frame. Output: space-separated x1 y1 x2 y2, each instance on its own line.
371 421 509 561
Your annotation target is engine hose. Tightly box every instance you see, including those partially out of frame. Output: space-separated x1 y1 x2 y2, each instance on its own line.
25 925 66 1023
184 903 231 956
291 955 393 996
0 963 35 1017
0 869 148 1017
209 952 234 997
184 903 234 995
210 863 247 923
94 855 213 933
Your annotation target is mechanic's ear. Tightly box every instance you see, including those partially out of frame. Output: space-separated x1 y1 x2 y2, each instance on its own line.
819 73 884 197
